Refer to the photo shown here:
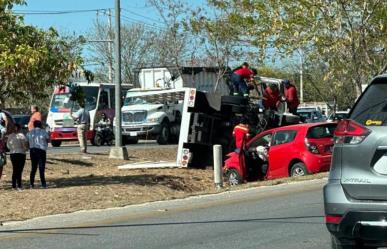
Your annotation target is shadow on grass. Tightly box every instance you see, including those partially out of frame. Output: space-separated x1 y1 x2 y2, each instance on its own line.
50 174 186 190
48 158 94 167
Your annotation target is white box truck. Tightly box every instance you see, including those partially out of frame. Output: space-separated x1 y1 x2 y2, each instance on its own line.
121 67 229 144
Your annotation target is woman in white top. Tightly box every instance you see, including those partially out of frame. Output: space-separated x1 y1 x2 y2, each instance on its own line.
7 124 28 189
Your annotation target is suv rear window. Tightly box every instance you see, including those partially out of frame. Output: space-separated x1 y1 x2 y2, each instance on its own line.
351 79 387 126
307 124 337 139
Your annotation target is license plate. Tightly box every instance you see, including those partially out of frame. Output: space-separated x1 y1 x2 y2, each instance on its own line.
129 132 137 137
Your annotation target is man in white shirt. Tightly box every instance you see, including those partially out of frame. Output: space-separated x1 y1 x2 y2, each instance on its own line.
72 102 90 153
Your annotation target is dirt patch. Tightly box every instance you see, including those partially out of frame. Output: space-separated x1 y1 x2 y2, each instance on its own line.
0 148 327 222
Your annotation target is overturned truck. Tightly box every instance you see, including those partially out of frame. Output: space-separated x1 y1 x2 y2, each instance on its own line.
120 66 299 168
176 76 300 168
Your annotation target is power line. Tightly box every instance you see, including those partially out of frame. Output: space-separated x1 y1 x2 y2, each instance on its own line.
120 14 167 31
12 8 112 15
121 8 161 23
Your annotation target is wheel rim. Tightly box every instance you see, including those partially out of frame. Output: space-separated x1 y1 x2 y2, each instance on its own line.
228 171 239 185
293 167 305 176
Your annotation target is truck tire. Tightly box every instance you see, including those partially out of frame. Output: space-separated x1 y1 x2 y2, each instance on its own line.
157 121 170 145
51 140 62 147
221 96 249 106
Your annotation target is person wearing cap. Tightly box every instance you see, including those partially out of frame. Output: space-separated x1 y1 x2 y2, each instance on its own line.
282 79 300 115
231 62 255 96
232 117 251 153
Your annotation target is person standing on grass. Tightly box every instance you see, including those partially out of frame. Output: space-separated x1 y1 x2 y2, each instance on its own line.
72 102 90 153
0 110 10 184
27 120 50 189
7 124 28 190
28 105 42 131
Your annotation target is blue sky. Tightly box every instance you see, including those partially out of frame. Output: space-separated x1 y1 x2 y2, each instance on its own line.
14 0 206 34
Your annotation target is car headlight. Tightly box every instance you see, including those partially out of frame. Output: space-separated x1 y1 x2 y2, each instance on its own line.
147 117 159 123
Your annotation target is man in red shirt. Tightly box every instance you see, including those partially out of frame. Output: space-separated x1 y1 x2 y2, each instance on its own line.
263 84 281 110
233 117 251 153
282 79 300 115
231 62 254 96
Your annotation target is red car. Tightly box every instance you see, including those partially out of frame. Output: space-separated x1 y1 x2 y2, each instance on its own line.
224 122 337 185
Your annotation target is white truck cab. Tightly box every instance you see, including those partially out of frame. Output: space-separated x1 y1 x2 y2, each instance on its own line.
120 67 228 145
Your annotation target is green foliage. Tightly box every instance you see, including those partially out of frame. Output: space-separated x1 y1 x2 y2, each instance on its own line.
0 0 83 108
203 0 387 106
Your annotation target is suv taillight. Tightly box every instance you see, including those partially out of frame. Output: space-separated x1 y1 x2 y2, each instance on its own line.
334 119 370 145
305 138 320 154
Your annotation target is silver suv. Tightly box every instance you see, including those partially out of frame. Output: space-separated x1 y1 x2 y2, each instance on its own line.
324 75 387 249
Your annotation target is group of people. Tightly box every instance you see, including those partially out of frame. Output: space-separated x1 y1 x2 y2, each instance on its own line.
231 62 301 158
230 62 300 114
0 106 49 189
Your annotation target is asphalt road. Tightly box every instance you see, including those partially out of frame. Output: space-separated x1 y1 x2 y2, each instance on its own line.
47 140 177 154
0 180 332 249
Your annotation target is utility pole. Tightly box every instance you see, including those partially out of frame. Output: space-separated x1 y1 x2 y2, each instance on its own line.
299 48 304 104
110 0 128 159
107 9 113 83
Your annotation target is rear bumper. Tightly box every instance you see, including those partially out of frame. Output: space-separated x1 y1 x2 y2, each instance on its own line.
305 154 331 173
324 181 387 246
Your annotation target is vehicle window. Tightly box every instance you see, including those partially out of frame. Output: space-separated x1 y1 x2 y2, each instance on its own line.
110 88 115 109
82 87 99 111
351 79 387 126
249 133 272 149
98 90 109 110
50 93 73 111
298 112 311 120
272 130 297 145
307 124 337 139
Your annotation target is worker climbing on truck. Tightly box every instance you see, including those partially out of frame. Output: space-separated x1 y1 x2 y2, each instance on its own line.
232 116 251 154
231 62 255 96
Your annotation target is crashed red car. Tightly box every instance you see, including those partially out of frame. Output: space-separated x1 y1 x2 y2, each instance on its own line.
224 122 337 185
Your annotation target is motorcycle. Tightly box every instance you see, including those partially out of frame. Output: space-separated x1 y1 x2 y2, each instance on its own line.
93 123 114 146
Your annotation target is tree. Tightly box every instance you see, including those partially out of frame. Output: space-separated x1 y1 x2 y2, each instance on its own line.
0 0 83 108
203 0 387 103
147 0 191 71
87 20 155 85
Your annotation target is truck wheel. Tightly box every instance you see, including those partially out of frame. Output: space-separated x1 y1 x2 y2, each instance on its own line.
290 162 309 177
226 169 242 185
157 121 170 145
51 140 62 147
